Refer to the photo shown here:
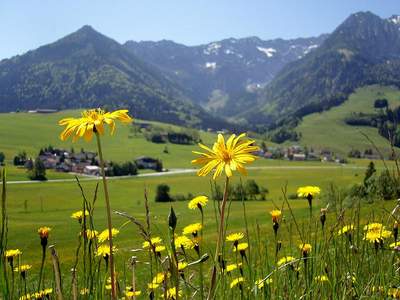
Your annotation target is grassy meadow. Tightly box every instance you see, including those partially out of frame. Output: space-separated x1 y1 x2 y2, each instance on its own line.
297 85 400 156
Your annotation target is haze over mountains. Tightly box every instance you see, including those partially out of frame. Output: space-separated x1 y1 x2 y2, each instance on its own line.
0 11 399 131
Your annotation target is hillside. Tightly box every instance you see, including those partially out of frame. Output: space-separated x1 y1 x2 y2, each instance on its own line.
124 35 327 116
296 85 400 155
0 26 228 129
242 12 400 125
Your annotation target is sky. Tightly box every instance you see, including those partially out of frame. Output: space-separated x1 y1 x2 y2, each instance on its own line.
0 0 399 60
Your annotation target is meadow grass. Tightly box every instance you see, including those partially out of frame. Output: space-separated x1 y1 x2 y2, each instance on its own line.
297 85 400 156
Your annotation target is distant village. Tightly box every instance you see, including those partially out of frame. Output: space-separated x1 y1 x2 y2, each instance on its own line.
14 147 163 177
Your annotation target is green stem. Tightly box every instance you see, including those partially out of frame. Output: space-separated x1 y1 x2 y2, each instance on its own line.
95 132 116 300
37 246 46 292
207 176 230 300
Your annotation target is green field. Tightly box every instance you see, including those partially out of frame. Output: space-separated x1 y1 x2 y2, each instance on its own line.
297 85 400 155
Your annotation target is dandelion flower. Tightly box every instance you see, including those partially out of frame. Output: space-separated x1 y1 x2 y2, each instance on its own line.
152 272 170 284
174 235 194 250
338 224 354 236
125 288 141 297
14 264 32 273
84 229 98 240
166 287 182 299
192 133 259 180
188 195 208 210
142 236 163 249
226 263 242 273
314 275 329 282
147 283 159 290
183 223 202 236
96 244 117 258
226 232 245 243
233 242 248 252
363 229 391 243
297 186 321 198
59 108 133 142
178 261 188 271
38 227 51 239
98 228 119 243
270 209 282 223
299 243 312 256
390 241 400 249
154 245 166 253
80 288 89 295
71 210 89 221
277 256 297 267
363 223 384 231
230 277 245 289
5 249 22 258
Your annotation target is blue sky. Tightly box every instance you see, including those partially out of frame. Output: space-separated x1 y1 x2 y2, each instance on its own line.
0 0 398 59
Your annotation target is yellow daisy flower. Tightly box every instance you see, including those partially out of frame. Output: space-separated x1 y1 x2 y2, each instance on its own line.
142 236 163 249
96 244 117 258
38 227 51 239
175 235 194 250
363 229 392 243
299 243 312 255
277 256 297 267
192 133 259 180
183 223 202 236
233 242 248 252
363 223 384 231
270 209 282 223
314 275 329 282
188 195 209 209
125 289 141 297
147 283 159 290
152 272 170 284
14 264 32 273
5 249 22 258
226 263 242 273
154 245 166 253
166 287 182 299
178 261 188 271
98 228 119 243
338 224 354 236
230 277 245 289
71 210 89 221
390 241 400 249
59 108 133 142
226 232 245 242
84 229 98 240
297 186 321 198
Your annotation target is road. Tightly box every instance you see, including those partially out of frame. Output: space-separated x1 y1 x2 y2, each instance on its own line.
1 165 364 185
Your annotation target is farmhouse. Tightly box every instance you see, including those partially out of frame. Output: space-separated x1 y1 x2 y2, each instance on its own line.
135 156 159 170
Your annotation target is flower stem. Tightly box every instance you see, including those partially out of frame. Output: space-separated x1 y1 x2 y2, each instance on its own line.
207 176 230 300
95 132 116 300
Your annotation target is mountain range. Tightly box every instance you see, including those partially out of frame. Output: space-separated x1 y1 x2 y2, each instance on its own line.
0 11 399 132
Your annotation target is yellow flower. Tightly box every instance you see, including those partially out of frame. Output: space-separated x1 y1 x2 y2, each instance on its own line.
34 288 53 298
192 133 259 179
338 224 354 236
183 223 202 235
226 263 242 273
178 261 188 271
142 236 163 249
255 278 272 289
175 235 194 250
5 249 22 258
166 287 182 299
390 241 400 249
226 232 245 242
270 209 282 223
188 195 208 209
71 210 89 221
84 229 98 240
38 227 51 239
125 289 141 297
363 229 391 243
233 242 248 252
19 294 32 300
59 108 133 142
154 245 166 253
80 288 89 295
96 244 117 258
14 264 32 273
98 228 119 243
364 223 384 231
152 272 170 284
299 243 312 255
388 288 400 298
314 275 329 282
230 277 245 289
297 186 321 198
147 283 159 290
277 256 296 267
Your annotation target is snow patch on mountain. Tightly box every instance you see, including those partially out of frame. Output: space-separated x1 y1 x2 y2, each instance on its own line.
205 62 217 70
303 44 318 55
203 43 221 55
388 15 400 25
256 47 277 57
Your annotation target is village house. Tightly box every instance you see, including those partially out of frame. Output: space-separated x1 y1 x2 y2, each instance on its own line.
135 156 159 170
